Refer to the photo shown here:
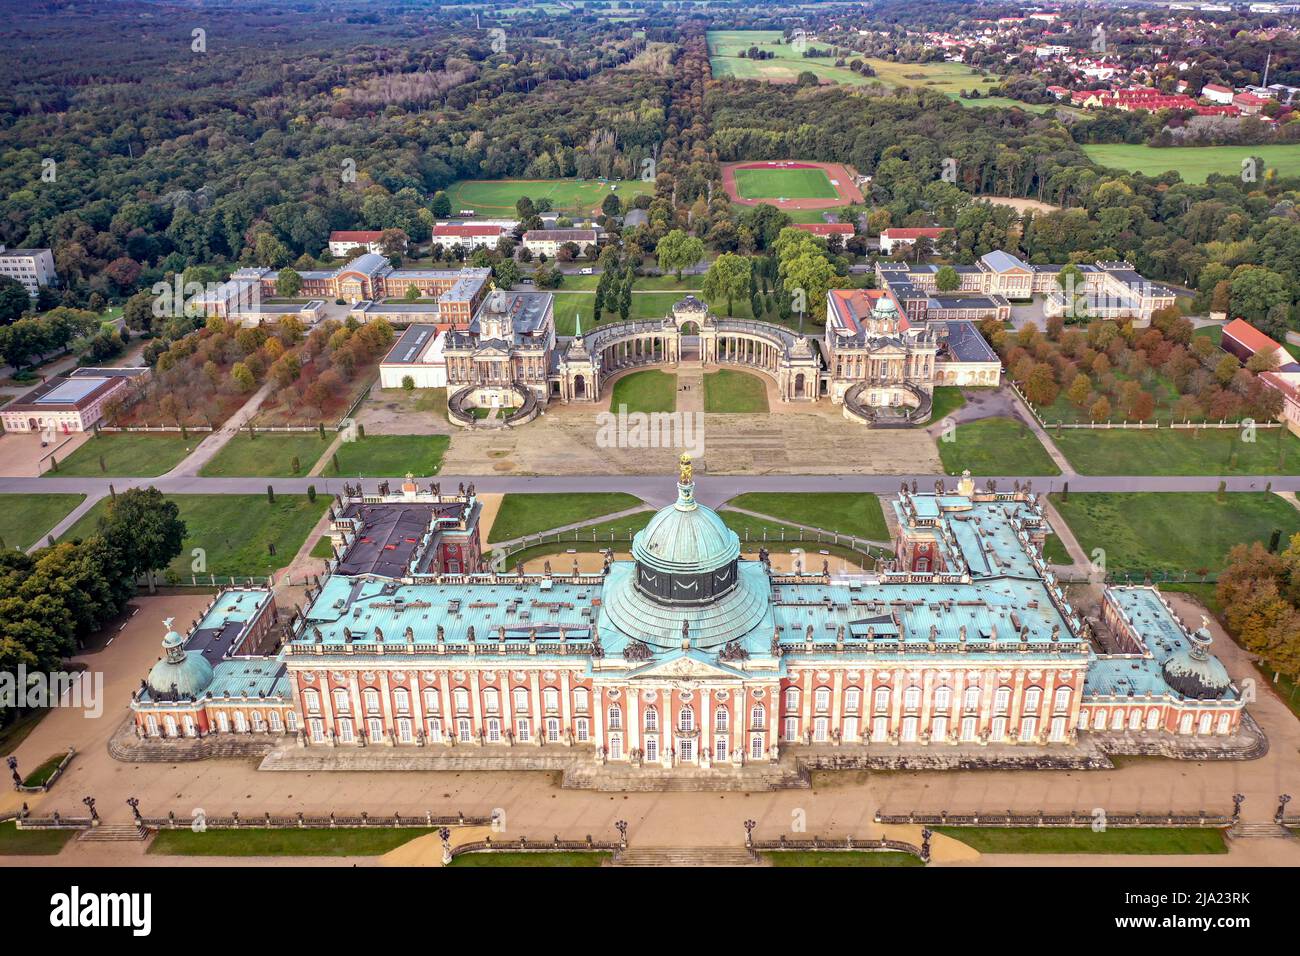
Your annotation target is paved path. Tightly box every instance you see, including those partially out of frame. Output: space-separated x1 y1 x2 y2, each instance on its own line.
26 490 108 554
161 377 277 479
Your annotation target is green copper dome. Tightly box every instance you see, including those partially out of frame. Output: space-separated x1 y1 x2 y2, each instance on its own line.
146 623 214 700
632 478 740 577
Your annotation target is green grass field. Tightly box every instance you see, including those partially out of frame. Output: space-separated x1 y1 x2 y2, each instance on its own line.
936 826 1226 854
938 417 1062 476
199 433 332 477
46 433 197 477
724 492 889 540
609 369 676 414
860 57 998 95
707 30 873 86
62 494 328 579
1083 143 1300 183
444 178 652 217
329 435 449 477
717 510 881 566
492 510 655 567
148 827 437 856
1052 426 1300 476
487 492 644 543
0 493 85 551
703 369 770 413
0 821 74 856
733 166 837 200
929 386 967 422
1050 492 1300 576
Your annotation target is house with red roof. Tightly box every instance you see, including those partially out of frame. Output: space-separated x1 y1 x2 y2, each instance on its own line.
1221 318 1299 371
328 230 407 258
1201 83 1234 105
432 223 507 250
794 223 855 240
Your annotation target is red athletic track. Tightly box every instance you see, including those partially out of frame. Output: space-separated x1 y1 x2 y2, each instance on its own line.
720 160 866 210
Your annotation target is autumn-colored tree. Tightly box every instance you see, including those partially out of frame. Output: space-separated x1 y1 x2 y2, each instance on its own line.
231 362 255 393
1089 395 1111 421
1066 372 1091 407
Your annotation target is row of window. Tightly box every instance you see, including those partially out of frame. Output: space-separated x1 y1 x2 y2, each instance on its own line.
308 715 590 745
143 709 297 738
302 685 592 718
784 684 1073 716
1086 708 1233 736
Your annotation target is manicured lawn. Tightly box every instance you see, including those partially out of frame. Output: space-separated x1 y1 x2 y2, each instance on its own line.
0 821 75 856
448 851 610 867
1041 534 1073 565
488 492 644 543
21 752 67 788
1050 492 1300 576
62 494 328 579
762 851 923 867
609 369 676 414
704 369 769 413
444 178 651 217
937 417 1061 476
0 493 85 550
148 827 437 856
330 435 450 477
936 826 1227 854
707 30 877 86
929 386 967 422
1052 426 1300 476
492 510 655 566
1083 142 1300 183
310 536 335 559
199 433 332 477
45 433 196 477
718 510 884 567
734 166 838 200
725 492 889 540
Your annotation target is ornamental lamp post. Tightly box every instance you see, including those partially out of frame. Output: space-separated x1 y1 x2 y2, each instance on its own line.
126 797 141 824
1276 794 1292 825
744 819 756 848
438 826 452 865
83 795 99 825
920 827 933 864
1231 792 1245 823
6 756 18 789
614 819 628 849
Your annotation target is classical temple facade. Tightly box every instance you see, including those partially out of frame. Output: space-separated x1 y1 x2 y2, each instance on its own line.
129 465 1249 769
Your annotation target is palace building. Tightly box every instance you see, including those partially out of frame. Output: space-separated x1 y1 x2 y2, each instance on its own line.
128 464 1249 771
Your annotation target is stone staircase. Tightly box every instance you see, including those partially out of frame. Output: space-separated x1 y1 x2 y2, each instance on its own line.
1228 822 1294 840
107 718 283 763
77 823 148 843
614 846 765 867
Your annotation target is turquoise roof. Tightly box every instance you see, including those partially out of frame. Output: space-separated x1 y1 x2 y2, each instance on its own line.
146 639 215 700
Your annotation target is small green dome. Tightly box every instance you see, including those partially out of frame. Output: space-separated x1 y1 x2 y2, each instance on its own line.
147 628 214 700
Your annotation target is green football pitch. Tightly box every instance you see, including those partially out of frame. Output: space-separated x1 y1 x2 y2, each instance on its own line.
443 178 652 216
733 166 838 199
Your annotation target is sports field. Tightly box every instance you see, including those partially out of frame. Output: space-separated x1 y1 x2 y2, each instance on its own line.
734 165 838 199
1083 143 1300 182
443 178 652 216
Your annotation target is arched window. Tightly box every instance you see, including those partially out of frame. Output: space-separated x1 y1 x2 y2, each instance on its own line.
452 688 469 713
423 688 440 714
575 718 590 742
933 686 952 712
784 688 799 711
993 686 1011 714
362 688 380 714
814 687 831 712
513 687 529 712
715 707 730 732
844 688 862 713
644 707 659 732
303 690 321 715
874 687 890 713
962 686 980 711
457 717 472 741
1093 709 1108 730
482 688 500 713
903 686 921 711
607 706 623 730
392 688 410 714
573 688 590 713
332 689 350 714
751 703 767 728
678 706 695 732
543 687 559 712
1023 687 1043 713
1053 687 1071 713
547 717 561 741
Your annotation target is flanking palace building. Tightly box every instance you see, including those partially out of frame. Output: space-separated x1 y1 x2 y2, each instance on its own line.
130 464 1248 771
